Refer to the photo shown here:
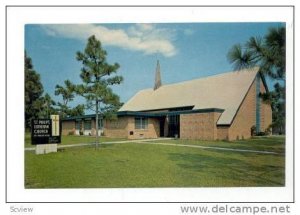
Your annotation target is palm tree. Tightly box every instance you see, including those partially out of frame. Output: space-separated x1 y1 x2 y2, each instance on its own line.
227 26 286 134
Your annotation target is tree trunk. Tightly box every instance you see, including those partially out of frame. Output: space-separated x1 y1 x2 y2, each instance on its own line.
95 100 99 150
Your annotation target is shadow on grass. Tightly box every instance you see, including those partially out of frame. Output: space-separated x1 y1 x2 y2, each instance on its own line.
168 152 284 186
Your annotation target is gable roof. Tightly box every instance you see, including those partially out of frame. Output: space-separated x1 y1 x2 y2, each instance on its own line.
119 67 260 125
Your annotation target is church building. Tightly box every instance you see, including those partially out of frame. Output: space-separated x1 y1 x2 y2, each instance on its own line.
62 62 272 141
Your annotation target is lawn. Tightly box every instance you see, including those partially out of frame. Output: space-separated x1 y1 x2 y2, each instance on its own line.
25 132 126 148
25 136 285 188
150 136 285 154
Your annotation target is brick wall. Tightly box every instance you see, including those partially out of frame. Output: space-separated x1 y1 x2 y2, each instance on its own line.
127 118 160 139
228 79 256 140
217 126 229 140
227 76 272 140
104 116 160 139
104 117 129 138
180 112 221 140
213 112 221 139
62 121 75 135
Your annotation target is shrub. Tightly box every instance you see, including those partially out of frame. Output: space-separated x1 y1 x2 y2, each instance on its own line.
251 126 256 136
265 126 272 135
256 131 266 136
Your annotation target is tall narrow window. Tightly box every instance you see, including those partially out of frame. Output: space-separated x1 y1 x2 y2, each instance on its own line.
135 117 148 129
84 120 92 130
75 120 81 130
98 118 103 129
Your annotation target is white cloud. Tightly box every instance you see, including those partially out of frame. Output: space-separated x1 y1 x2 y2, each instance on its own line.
41 24 177 57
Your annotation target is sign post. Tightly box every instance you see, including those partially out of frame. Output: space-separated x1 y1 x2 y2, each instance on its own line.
31 115 61 154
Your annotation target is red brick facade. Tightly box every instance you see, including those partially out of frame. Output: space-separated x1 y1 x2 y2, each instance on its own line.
104 117 160 139
62 121 75 135
180 112 221 140
217 76 272 141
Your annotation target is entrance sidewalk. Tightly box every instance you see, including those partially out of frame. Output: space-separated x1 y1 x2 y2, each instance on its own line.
25 138 278 155
135 141 279 155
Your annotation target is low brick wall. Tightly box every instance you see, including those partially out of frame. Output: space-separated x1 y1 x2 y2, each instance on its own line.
180 112 221 140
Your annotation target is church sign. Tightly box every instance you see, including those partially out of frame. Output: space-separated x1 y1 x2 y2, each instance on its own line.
31 115 61 145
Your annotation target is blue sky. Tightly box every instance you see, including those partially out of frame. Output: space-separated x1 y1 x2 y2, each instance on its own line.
25 23 283 113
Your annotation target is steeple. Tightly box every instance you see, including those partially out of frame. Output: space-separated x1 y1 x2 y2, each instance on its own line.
154 60 162 90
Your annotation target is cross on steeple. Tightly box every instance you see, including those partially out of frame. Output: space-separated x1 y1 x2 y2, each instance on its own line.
154 60 162 90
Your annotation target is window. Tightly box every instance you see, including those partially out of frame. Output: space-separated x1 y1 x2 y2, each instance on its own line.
98 118 103 129
135 117 148 129
75 120 81 130
84 120 91 130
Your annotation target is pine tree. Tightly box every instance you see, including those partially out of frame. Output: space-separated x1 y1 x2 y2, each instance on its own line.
55 80 84 118
36 93 56 118
76 35 123 149
25 51 44 128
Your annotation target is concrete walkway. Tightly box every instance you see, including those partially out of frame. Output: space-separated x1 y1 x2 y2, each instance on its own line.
134 141 279 155
25 138 278 155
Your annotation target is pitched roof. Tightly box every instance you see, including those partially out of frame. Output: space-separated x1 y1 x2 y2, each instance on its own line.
119 67 260 125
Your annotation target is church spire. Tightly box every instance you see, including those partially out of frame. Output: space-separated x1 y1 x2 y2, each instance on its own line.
154 60 162 90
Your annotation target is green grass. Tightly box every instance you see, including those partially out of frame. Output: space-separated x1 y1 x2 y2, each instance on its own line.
25 133 126 148
25 136 285 188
